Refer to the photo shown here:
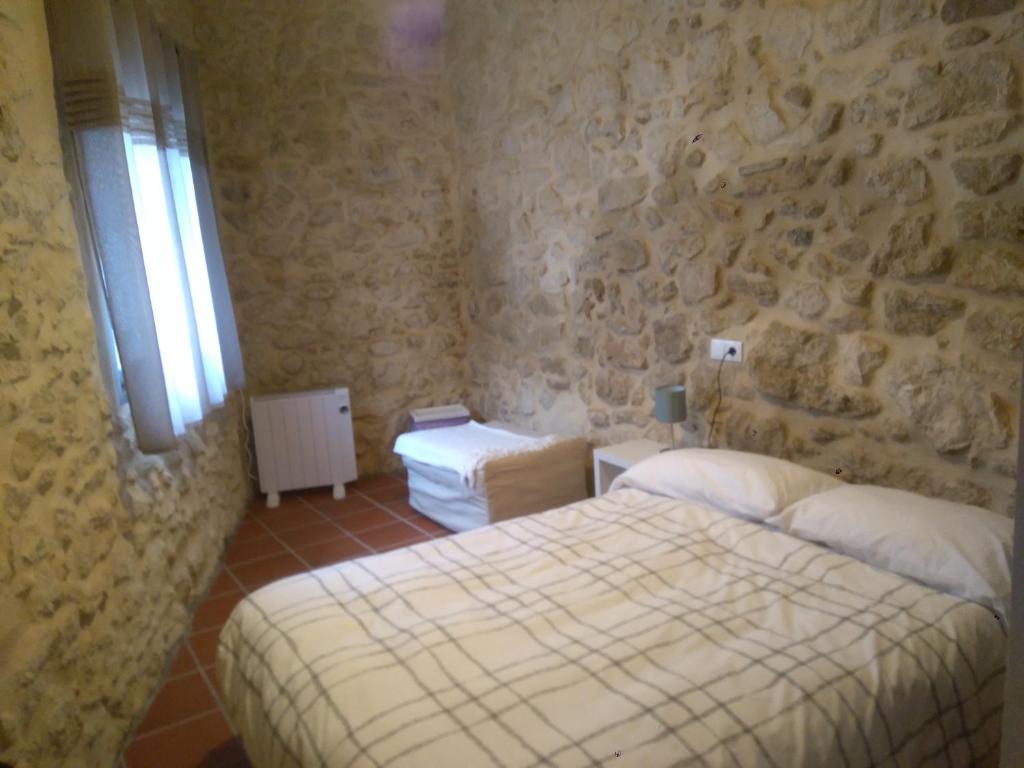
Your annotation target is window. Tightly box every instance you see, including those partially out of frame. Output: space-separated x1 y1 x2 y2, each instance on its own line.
123 130 216 432
47 0 243 452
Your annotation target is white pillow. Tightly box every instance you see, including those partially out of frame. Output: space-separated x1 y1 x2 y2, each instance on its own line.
609 448 841 521
768 484 1014 622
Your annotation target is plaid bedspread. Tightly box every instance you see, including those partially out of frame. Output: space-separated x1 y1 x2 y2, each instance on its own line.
217 489 1005 767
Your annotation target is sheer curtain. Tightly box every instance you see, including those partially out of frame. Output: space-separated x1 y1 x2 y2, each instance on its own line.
46 0 243 452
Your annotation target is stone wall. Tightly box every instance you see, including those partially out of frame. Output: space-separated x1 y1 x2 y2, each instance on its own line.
193 0 468 473
3 1 1020 764
0 3 250 766
447 0 1023 514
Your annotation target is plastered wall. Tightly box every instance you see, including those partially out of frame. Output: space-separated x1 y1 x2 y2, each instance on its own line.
447 0 1023 514
0 2 250 766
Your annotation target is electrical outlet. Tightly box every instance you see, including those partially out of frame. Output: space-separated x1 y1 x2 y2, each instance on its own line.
710 339 743 362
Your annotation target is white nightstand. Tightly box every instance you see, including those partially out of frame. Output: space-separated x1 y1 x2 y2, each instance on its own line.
593 439 666 496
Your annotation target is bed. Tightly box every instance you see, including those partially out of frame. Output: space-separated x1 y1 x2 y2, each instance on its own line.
218 450 1010 767
393 421 588 532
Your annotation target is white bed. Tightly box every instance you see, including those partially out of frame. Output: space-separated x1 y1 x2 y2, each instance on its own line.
393 421 588 532
218 451 1009 767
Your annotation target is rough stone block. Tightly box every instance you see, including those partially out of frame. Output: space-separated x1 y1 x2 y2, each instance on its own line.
888 354 1008 455
856 134 884 157
953 115 1016 150
824 0 880 52
747 321 880 416
835 237 871 262
851 94 901 127
940 0 1017 23
951 153 1022 195
739 158 787 177
723 409 788 457
653 314 693 364
839 335 888 386
965 308 1024 356
880 0 935 33
952 249 1024 295
825 156 854 187
954 200 1024 243
783 84 812 109
784 281 830 319
827 308 872 333
883 289 966 334
727 273 779 306
686 23 736 85
679 262 719 305
765 6 814 60
866 157 930 205
608 236 648 273
871 214 952 278
944 26 991 48
594 370 632 406
578 66 624 111
890 38 929 62
813 103 845 141
602 334 649 370
645 123 682 177
747 96 787 145
597 175 650 212
839 277 874 306
903 52 1016 128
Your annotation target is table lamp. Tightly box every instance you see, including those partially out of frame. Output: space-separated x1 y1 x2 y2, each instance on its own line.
655 384 687 450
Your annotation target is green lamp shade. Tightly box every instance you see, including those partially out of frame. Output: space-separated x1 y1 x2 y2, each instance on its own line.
655 384 687 424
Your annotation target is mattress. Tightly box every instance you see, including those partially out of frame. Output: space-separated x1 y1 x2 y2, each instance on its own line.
218 488 1005 767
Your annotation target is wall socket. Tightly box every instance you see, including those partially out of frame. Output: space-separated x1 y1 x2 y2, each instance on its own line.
710 338 743 362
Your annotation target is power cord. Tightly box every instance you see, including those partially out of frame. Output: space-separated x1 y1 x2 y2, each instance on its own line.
706 346 736 448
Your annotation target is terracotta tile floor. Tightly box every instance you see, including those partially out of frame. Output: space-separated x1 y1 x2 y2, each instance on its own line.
121 473 449 768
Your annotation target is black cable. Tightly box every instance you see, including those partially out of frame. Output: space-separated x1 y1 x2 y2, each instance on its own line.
706 349 733 448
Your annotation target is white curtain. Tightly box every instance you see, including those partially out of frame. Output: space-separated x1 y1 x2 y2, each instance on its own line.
47 0 244 452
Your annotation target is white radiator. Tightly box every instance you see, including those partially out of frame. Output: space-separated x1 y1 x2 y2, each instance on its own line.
250 387 358 508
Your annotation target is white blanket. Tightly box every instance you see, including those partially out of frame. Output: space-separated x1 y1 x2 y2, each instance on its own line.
218 489 1005 768
393 421 559 489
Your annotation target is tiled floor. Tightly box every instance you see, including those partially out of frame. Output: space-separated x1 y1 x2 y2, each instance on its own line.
121 473 450 768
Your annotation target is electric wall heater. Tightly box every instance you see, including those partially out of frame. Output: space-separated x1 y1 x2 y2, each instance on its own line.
250 388 358 508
